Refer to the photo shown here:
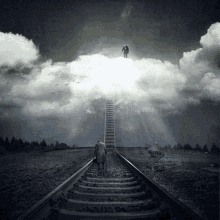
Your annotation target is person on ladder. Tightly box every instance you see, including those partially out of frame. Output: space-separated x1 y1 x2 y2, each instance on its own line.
122 45 129 58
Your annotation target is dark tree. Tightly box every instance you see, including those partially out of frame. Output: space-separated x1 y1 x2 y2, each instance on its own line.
40 139 47 151
30 141 35 146
183 143 192 150
17 139 24 151
55 140 60 148
210 143 220 154
0 137 5 147
0 137 6 154
173 143 183 150
35 141 40 146
164 144 172 150
26 141 30 146
40 139 47 147
24 141 30 151
195 143 202 151
59 143 68 149
10 136 18 151
203 144 209 153
5 137 11 151
177 142 183 149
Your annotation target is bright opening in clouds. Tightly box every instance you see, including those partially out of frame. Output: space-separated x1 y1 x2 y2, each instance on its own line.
8 51 187 119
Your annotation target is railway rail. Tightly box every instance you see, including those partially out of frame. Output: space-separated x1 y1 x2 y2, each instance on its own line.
17 100 203 220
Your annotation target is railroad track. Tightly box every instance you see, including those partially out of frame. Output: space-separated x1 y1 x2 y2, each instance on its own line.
17 100 203 220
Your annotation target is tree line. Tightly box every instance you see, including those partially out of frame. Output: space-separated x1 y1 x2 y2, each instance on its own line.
163 142 220 154
0 136 78 154
0 136 219 155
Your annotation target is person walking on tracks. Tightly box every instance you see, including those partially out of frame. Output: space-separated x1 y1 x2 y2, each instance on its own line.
94 140 107 176
122 45 129 58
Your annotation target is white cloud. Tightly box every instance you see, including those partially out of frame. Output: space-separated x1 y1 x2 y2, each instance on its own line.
0 32 39 67
200 23 220 48
179 22 220 102
7 53 188 120
199 72 220 101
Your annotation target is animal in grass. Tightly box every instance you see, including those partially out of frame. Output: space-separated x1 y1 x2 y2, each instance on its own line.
94 140 107 176
148 142 165 172
148 142 164 156
122 45 129 58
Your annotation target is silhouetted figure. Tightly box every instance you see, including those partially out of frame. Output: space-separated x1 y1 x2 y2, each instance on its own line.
94 140 107 176
122 45 129 58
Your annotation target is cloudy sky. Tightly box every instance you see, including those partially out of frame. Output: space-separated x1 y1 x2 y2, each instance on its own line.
0 0 220 148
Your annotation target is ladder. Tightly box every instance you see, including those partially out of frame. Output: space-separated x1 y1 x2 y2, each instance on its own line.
104 99 115 148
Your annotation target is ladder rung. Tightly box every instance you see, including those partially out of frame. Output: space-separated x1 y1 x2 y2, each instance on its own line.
105 100 115 148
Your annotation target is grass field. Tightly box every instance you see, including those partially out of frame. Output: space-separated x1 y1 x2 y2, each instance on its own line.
0 148 94 219
117 147 219 220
